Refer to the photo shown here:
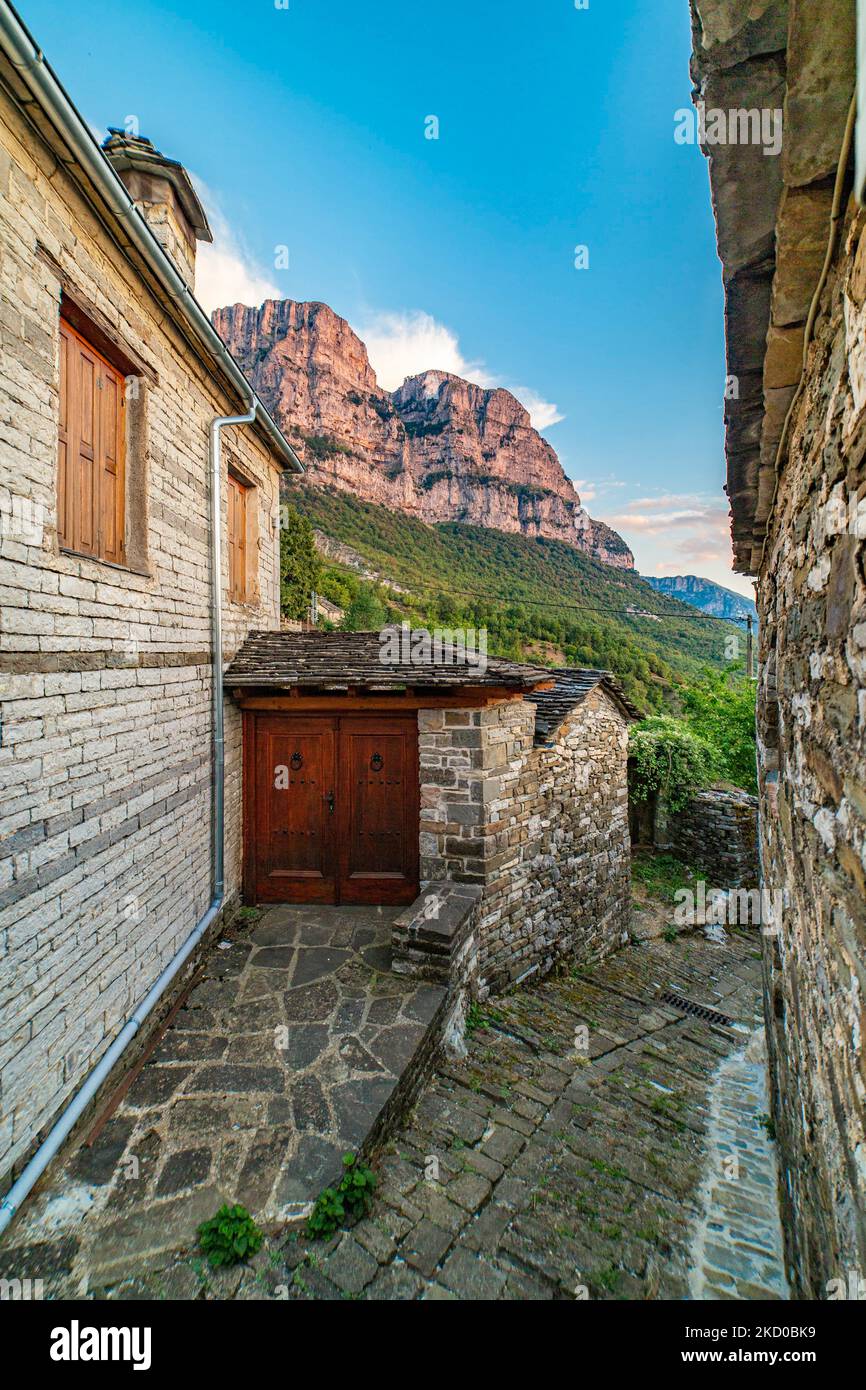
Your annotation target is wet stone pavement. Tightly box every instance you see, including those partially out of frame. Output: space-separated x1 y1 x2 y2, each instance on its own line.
0 905 444 1294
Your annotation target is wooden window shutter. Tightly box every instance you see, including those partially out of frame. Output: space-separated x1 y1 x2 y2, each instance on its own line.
227 475 237 601
58 321 71 549
97 364 124 564
227 473 248 603
247 490 260 603
58 316 126 563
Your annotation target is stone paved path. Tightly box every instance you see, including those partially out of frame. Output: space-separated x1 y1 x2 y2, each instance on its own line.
90 926 788 1301
0 905 444 1293
688 1033 788 1299
272 929 786 1302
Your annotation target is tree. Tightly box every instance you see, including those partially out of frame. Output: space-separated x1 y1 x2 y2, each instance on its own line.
341 583 388 631
681 668 757 794
280 505 320 621
629 715 720 814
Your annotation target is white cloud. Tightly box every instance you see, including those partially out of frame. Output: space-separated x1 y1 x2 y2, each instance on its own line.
604 493 729 539
594 488 756 598
511 388 565 431
359 311 486 389
358 309 563 431
572 476 627 505
192 177 280 315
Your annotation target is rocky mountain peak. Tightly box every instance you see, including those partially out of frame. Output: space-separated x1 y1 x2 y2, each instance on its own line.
214 298 635 569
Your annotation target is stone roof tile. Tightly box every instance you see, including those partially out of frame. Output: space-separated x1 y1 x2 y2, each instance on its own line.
223 628 553 692
527 667 641 743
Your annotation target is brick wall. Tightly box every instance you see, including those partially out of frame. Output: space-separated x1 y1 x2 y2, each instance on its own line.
0 88 283 1184
417 686 631 996
757 201 866 1295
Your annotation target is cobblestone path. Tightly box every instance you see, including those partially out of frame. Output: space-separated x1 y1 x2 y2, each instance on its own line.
95 927 786 1301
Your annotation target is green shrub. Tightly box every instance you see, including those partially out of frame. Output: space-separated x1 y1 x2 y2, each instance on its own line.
629 715 718 814
307 1153 377 1240
681 668 757 794
197 1203 264 1267
340 583 388 631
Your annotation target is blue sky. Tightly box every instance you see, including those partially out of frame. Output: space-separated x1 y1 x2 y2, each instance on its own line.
23 0 752 597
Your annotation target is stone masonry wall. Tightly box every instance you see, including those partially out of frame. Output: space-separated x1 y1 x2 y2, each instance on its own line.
757 200 866 1296
418 687 631 996
0 87 283 1186
666 788 759 890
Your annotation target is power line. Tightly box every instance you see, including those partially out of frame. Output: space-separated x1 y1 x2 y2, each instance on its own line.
372 571 747 628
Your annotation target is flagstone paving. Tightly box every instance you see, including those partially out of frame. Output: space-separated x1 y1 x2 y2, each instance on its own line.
1 924 789 1300
0 904 444 1292
266 928 786 1302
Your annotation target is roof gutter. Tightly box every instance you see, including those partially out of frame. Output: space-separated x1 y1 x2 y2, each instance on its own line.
0 0 303 475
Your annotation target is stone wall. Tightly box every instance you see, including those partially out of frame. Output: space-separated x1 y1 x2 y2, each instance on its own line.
0 86 283 1186
757 199 866 1296
417 686 631 996
655 787 759 890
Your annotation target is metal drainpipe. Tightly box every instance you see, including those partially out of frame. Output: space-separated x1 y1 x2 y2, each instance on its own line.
0 404 255 1240
0 0 305 1237
209 405 257 896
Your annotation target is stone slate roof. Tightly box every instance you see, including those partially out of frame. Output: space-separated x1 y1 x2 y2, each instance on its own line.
527 667 641 743
224 629 553 692
688 1 855 574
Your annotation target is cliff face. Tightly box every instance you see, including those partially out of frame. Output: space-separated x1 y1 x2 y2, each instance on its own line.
213 299 634 568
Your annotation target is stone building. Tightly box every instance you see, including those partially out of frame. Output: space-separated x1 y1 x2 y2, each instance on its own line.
0 7 302 1212
224 631 637 998
690 0 865 1294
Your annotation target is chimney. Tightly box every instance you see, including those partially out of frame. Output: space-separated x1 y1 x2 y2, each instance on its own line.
102 129 212 291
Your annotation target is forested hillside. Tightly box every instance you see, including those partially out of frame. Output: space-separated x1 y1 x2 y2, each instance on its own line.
287 483 741 714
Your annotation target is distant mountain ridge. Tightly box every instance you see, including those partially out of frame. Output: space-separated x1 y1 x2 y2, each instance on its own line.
642 574 757 625
212 299 635 569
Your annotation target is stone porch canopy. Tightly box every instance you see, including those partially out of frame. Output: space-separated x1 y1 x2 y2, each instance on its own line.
689 0 856 574
224 628 554 695
527 667 641 743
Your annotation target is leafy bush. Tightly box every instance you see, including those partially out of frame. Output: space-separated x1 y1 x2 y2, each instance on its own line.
197 1203 264 1268
629 715 718 814
307 1153 377 1240
340 583 389 631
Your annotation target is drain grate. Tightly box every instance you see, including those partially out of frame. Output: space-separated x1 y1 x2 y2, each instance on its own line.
660 989 734 1029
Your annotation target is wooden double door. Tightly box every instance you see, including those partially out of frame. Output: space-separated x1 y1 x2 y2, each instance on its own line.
246 714 419 905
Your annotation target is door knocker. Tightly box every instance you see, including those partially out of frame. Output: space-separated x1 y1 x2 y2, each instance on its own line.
370 752 384 771
290 751 303 770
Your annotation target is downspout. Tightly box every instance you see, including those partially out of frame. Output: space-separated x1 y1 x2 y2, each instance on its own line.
0 2 303 1237
0 405 251 1240
209 405 258 897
